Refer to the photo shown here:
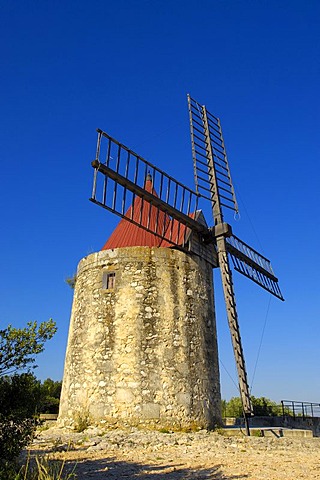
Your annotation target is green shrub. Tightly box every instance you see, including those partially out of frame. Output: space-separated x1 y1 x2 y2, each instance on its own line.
0 462 20 480
0 417 36 463
0 416 37 479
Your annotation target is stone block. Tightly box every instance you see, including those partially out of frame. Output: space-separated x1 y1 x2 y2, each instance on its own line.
141 403 160 419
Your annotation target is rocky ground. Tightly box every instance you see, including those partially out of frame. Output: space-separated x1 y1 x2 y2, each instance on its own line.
29 425 320 479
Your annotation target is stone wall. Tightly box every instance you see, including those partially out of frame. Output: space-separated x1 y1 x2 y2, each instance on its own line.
58 246 221 429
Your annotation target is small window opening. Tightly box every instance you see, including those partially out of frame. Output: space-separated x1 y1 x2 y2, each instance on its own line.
102 271 116 290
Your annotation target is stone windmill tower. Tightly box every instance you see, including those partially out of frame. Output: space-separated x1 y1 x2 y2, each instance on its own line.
59 95 283 434
58 175 222 430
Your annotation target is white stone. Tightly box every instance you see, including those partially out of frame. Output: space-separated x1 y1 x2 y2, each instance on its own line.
116 388 135 403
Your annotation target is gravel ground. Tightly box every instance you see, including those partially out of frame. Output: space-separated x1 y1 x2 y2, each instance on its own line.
29 426 320 479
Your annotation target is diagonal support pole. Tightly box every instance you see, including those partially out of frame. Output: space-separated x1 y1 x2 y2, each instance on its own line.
216 235 253 434
201 105 253 435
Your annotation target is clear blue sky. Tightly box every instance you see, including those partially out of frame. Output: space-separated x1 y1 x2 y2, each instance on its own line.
1 0 319 403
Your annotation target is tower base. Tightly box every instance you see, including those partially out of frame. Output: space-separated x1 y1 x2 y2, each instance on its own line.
58 247 221 429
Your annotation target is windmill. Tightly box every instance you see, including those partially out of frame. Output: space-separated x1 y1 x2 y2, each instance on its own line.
90 95 284 435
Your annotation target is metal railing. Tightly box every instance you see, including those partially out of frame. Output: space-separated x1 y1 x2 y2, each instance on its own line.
281 400 320 419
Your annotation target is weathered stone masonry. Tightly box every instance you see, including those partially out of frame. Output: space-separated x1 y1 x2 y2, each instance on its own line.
58 246 221 429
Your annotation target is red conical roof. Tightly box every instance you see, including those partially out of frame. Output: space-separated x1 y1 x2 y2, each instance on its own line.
102 175 172 250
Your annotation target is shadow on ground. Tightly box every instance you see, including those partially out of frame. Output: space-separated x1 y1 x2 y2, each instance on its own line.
61 456 248 479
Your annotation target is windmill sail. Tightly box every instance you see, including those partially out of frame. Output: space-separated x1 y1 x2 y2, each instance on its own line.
188 94 238 216
91 129 212 251
226 235 284 301
188 95 254 425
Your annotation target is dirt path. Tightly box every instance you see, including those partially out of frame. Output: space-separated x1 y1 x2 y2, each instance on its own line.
30 426 320 479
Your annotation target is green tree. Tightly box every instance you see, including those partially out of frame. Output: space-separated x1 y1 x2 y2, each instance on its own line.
0 374 62 417
251 396 281 416
224 396 244 417
39 378 62 414
0 373 41 419
224 396 281 417
221 399 227 418
0 320 56 476
0 319 56 376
